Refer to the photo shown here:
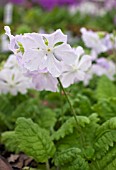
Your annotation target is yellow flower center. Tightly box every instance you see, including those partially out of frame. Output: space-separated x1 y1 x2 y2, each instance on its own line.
47 48 51 52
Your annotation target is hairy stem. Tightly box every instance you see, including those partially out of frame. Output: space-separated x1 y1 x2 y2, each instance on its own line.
59 83 64 123
57 78 85 152
57 78 78 125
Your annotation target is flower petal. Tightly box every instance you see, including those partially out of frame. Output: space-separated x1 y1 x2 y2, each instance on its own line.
47 53 62 77
61 72 76 88
42 29 67 47
23 49 44 71
54 44 76 64
78 55 92 71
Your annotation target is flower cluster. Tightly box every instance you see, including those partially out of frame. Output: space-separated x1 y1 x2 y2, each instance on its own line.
0 54 32 95
81 28 116 85
83 58 116 85
81 27 116 55
5 26 92 91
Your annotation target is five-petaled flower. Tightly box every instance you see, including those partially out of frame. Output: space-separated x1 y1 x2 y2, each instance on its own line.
61 46 92 87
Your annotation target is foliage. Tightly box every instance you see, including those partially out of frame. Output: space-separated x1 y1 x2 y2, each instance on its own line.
52 114 116 170
2 112 116 169
0 92 56 132
93 97 116 122
95 76 116 100
51 115 90 140
1 131 19 152
15 118 56 163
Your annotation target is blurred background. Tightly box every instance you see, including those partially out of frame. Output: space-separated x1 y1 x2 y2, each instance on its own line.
0 0 116 54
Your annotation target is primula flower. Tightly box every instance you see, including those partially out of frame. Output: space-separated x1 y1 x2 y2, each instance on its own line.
60 46 92 87
5 26 94 90
4 54 20 69
29 69 58 92
92 58 116 80
0 69 31 95
5 26 76 77
4 26 24 60
0 54 32 95
21 29 76 77
81 28 107 54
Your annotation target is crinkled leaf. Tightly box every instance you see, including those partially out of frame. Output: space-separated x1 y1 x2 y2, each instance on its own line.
1 131 20 153
15 118 56 162
51 116 90 140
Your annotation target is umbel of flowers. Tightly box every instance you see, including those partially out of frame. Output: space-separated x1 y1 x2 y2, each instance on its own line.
4 26 92 92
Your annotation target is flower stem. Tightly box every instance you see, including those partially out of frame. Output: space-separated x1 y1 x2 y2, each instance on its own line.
57 78 85 151
59 83 64 123
46 161 50 170
57 78 78 125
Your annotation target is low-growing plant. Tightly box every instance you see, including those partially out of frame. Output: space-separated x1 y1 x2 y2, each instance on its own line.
0 26 116 170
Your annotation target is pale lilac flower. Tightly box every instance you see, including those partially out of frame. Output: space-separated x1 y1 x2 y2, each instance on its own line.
108 34 116 50
106 61 116 80
4 26 38 58
0 54 32 95
31 69 58 92
4 26 24 59
22 29 76 77
61 46 92 88
4 54 19 69
5 26 76 77
101 34 112 51
83 69 93 86
0 69 31 95
92 58 116 80
90 50 98 61
81 28 107 54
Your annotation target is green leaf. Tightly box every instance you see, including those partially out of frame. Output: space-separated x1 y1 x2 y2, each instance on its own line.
55 114 99 158
73 94 93 116
54 148 81 166
93 97 116 121
61 156 90 170
96 76 116 100
51 116 90 140
12 98 56 130
15 118 56 163
94 117 116 159
11 98 40 120
36 108 56 130
54 148 89 170
1 131 20 153
91 144 116 170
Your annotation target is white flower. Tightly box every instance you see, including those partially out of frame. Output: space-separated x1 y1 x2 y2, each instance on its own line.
21 29 76 77
92 58 116 80
4 54 19 69
31 69 58 92
0 68 31 95
61 46 92 88
83 69 93 86
81 28 107 54
4 26 23 55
